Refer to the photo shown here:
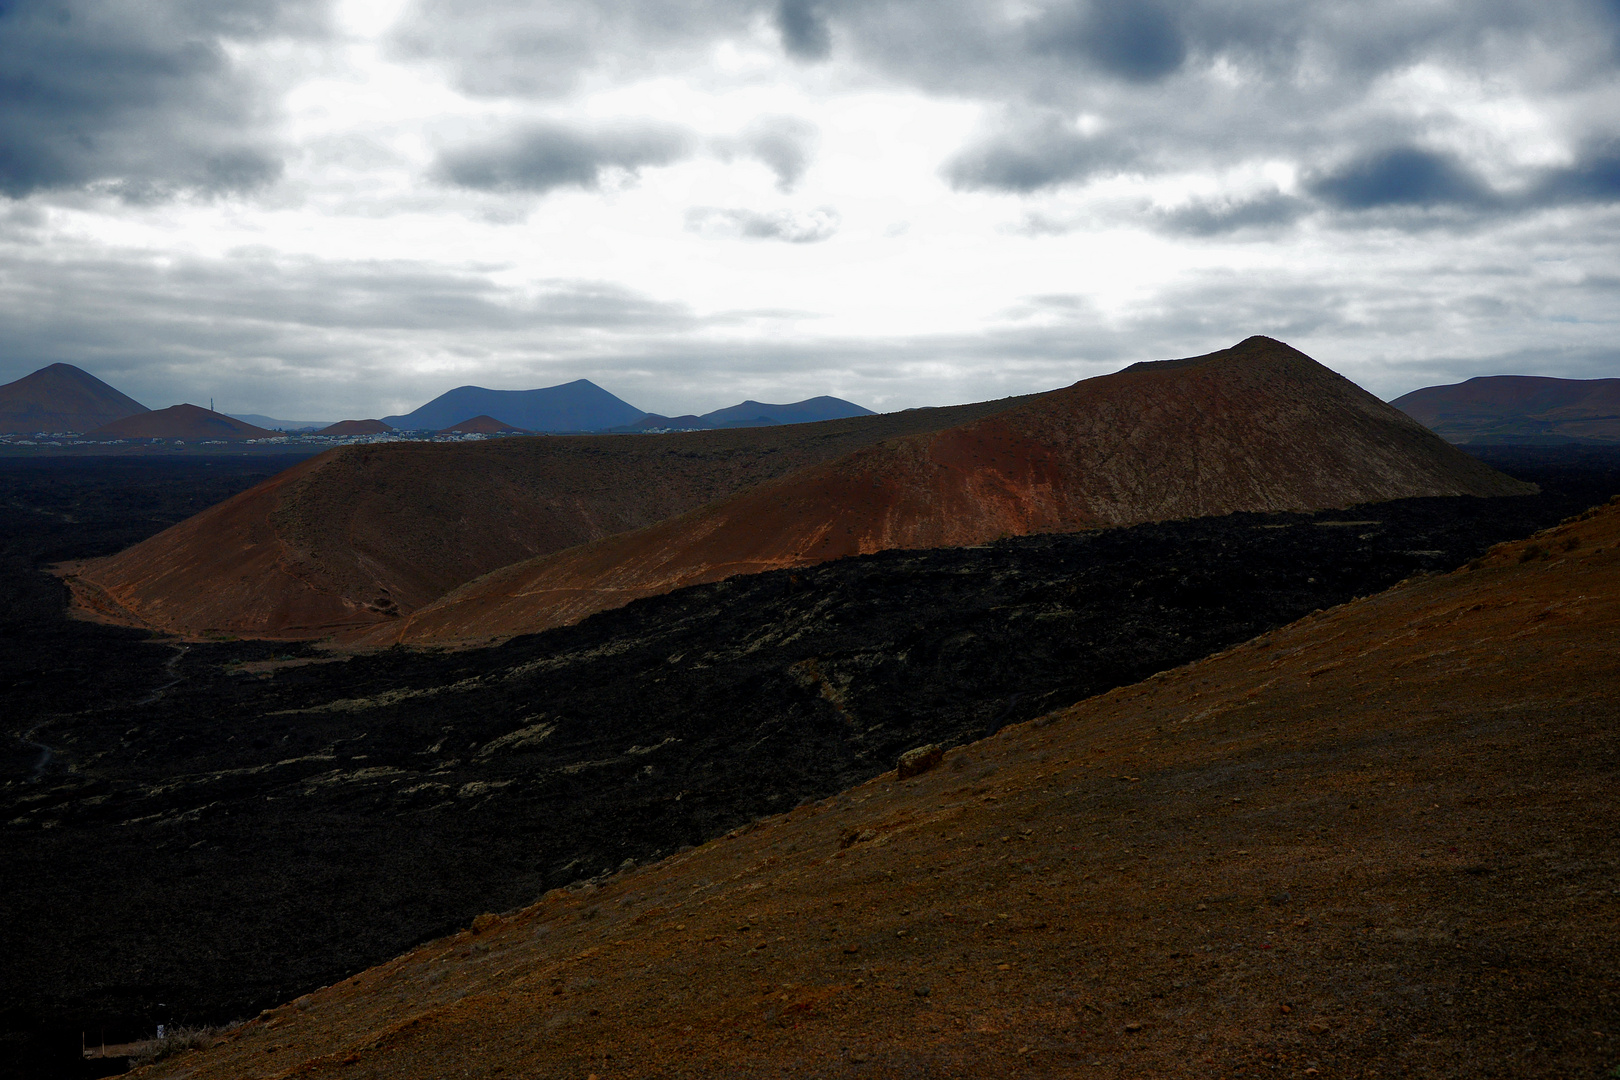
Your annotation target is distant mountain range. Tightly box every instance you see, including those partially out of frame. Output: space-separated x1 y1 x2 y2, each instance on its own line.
381 380 644 432
0 363 148 434
378 378 872 433
617 396 874 431
14 361 1620 449
229 414 334 432
0 364 875 439
1392 376 1620 444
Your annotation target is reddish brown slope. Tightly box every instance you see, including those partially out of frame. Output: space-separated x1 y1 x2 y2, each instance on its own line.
85 404 278 440
63 453 369 636
438 414 529 434
0 362 148 433
391 337 1531 645
64 397 1032 639
139 499 1620 1080
317 419 392 435
1392 374 1620 443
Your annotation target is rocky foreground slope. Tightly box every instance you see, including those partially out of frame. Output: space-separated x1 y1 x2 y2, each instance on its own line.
132 497 1620 1079
384 336 1529 644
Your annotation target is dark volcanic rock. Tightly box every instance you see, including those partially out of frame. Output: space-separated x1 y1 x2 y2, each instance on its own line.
0 447 1617 1079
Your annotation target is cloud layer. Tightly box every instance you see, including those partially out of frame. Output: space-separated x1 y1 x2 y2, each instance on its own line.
436 122 696 193
0 0 1616 418
0 0 326 199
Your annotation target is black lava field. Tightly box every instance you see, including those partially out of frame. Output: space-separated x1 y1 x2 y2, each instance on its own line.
2 448 1618 1078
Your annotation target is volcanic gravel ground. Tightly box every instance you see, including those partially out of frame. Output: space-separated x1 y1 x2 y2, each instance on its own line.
1 448 1617 1078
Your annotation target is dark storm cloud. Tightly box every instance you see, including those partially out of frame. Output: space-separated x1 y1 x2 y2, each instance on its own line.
1308 147 1497 211
776 0 832 60
0 0 328 200
1532 141 1620 205
434 122 696 193
391 0 1620 240
1030 1 1187 83
943 114 1132 193
1301 141 1620 219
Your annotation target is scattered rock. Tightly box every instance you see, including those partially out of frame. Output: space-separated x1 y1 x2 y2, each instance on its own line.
1124 1021 1143 1032
898 744 944 780
470 913 500 934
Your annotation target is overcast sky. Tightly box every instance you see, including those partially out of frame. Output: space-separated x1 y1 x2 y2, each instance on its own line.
0 0 1617 419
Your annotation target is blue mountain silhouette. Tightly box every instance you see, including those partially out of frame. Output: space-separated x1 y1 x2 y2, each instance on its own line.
699 396 873 428
383 380 644 432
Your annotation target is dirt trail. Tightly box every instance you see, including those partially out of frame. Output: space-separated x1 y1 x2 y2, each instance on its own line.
135 498 1620 1079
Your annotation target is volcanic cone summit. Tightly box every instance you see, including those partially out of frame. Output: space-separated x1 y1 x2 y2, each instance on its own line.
84 404 279 441
0 362 149 434
384 336 1532 644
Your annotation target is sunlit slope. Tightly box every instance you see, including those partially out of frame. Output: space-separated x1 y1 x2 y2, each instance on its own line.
390 336 1531 644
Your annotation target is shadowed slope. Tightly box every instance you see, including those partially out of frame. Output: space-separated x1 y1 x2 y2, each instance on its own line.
1393 375 1620 444
137 497 1620 1080
390 337 1531 644
0 363 148 434
64 398 1033 639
